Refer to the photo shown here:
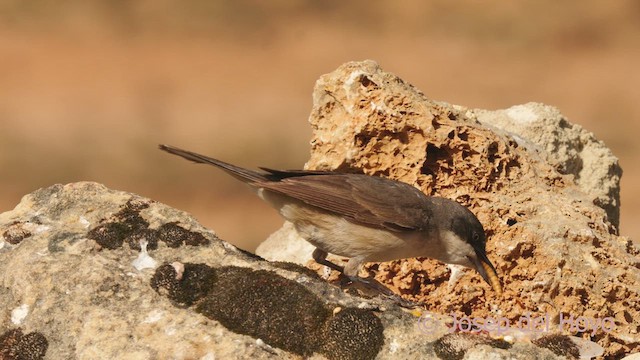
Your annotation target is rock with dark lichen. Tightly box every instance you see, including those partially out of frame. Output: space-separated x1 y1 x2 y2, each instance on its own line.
87 199 151 249
1 221 32 245
88 221 134 249
150 262 216 307
0 181 571 359
196 266 331 356
270 260 323 280
1 182 258 359
157 222 209 248
532 334 580 359
321 308 384 360
86 200 210 251
433 333 511 360
125 228 159 250
0 328 48 360
150 263 386 359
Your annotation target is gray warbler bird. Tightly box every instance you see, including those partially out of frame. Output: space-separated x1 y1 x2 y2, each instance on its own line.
159 144 503 296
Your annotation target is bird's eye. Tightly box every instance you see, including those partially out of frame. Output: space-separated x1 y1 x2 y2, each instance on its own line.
472 232 480 242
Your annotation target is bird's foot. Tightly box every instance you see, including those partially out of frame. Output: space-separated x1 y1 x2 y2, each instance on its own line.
341 274 421 308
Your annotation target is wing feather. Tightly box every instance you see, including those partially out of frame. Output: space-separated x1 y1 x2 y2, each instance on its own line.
259 174 433 232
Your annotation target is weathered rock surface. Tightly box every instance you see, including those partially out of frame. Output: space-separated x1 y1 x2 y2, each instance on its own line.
473 103 622 230
1 182 569 359
257 60 638 357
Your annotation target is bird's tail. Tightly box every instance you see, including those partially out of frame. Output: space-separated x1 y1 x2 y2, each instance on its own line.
159 144 268 184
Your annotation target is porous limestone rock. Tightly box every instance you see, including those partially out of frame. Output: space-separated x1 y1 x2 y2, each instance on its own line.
1 182 565 359
473 103 622 230
257 60 638 357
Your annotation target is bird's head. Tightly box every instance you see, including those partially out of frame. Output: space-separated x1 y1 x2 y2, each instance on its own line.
432 199 503 295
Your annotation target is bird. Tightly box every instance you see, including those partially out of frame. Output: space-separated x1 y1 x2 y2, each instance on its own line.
159 144 503 296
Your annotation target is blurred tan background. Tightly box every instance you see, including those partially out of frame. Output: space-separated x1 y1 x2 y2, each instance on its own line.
1 1 638 252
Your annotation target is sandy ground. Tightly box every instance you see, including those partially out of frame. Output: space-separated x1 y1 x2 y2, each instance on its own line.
1 1 639 252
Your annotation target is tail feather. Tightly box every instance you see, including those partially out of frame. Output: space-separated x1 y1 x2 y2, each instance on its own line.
159 144 268 183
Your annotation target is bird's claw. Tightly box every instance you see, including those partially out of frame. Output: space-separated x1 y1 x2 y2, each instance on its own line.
340 274 421 308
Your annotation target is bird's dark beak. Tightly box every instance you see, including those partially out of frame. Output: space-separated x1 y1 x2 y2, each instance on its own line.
469 250 503 295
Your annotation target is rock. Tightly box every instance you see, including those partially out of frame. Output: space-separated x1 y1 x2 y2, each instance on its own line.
473 103 622 230
0 328 48 360
1 182 563 359
257 221 317 266
257 60 639 357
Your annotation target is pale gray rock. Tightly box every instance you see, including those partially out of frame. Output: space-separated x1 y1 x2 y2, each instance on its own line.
256 221 315 265
472 103 622 230
0 183 278 360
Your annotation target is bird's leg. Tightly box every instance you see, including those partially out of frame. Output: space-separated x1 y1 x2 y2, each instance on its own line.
343 256 395 296
314 253 391 295
343 257 421 308
312 248 344 273
343 256 364 277
313 249 420 308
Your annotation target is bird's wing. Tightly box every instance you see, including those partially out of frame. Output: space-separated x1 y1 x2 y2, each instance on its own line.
259 174 434 232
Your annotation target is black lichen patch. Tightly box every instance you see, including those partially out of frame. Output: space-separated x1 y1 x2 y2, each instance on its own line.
321 308 384 360
87 199 150 249
87 200 210 250
87 222 133 249
0 328 48 360
126 228 159 250
2 221 32 245
157 222 209 248
195 266 331 357
270 261 323 280
151 263 384 359
150 263 217 307
433 333 511 360
532 334 580 359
